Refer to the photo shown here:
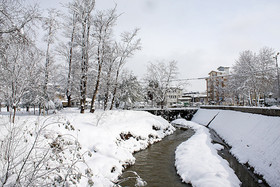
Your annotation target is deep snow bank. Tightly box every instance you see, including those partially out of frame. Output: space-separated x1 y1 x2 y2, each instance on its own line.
192 109 280 187
67 109 175 186
172 119 241 187
0 109 175 186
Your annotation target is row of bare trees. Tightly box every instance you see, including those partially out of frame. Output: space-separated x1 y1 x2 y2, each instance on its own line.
0 0 144 185
55 0 142 114
53 0 141 114
144 60 181 108
0 0 42 122
0 0 142 120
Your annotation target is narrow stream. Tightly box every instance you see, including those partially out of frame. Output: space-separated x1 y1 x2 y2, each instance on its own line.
119 127 270 187
119 128 194 187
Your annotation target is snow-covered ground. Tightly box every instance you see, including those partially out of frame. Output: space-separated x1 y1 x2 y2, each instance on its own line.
172 119 241 187
3 107 278 186
0 108 175 186
192 109 280 187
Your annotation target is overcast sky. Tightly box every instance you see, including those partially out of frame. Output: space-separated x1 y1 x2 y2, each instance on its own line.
38 0 280 92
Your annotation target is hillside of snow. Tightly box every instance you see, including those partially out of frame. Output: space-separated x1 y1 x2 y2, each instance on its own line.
192 108 280 187
0 109 175 186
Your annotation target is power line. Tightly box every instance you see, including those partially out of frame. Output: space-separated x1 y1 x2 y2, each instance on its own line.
169 67 279 82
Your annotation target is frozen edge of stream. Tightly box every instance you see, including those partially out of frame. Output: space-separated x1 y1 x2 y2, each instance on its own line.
172 119 241 187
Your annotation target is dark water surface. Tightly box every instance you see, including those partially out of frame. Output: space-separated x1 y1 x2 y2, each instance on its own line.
119 128 194 187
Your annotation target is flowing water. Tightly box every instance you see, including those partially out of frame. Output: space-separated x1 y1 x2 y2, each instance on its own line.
119 128 194 187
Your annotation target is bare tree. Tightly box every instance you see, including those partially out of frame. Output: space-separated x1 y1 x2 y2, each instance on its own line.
58 3 80 107
42 9 61 108
0 0 41 118
230 50 258 105
0 0 40 38
71 0 95 113
144 60 178 108
89 7 118 113
110 28 141 110
0 43 42 122
227 47 276 106
117 70 144 109
66 12 79 108
256 47 276 97
102 44 118 110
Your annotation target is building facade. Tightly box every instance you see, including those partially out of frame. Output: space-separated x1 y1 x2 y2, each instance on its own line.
178 92 207 106
166 88 183 108
205 66 229 105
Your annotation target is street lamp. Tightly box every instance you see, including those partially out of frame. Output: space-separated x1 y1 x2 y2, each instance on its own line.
273 52 280 101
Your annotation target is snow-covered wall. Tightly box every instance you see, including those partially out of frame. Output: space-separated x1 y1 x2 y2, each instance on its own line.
200 105 280 116
192 109 280 187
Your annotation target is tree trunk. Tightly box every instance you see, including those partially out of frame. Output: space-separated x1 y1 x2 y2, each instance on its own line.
110 68 121 110
67 94 71 107
66 15 76 108
39 104 41 116
44 27 52 102
80 17 90 114
110 86 117 110
90 30 107 113
7 105 9 112
90 63 102 113
103 63 114 110
103 92 109 110
12 106 16 123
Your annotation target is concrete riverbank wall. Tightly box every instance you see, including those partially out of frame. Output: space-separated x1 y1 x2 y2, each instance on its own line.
200 105 280 117
192 108 280 187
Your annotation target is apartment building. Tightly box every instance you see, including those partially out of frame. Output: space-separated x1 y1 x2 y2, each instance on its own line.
205 66 229 104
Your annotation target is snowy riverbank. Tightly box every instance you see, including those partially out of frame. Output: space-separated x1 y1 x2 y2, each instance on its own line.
192 109 280 187
172 119 241 187
0 108 175 186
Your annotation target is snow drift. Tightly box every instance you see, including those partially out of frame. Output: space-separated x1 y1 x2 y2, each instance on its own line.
172 119 241 187
192 108 280 187
0 109 175 186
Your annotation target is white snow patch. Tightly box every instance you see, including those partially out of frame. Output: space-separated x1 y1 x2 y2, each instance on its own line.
0 109 175 186
172 119 241 187
213 143 224 151
192 109 280 187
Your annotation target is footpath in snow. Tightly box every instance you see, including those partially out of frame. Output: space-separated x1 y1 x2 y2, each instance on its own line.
172 119 241 187
192 108 280 187
0 109 175 186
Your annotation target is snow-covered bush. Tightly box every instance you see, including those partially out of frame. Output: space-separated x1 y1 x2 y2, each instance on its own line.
0 118 93 186
54 99 63 110
46 100 55 110
264 97 277 106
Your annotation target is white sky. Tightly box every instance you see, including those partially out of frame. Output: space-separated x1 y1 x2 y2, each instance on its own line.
37 0 280 92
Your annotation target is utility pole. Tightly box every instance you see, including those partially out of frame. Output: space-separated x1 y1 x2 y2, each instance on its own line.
274 52 280 101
